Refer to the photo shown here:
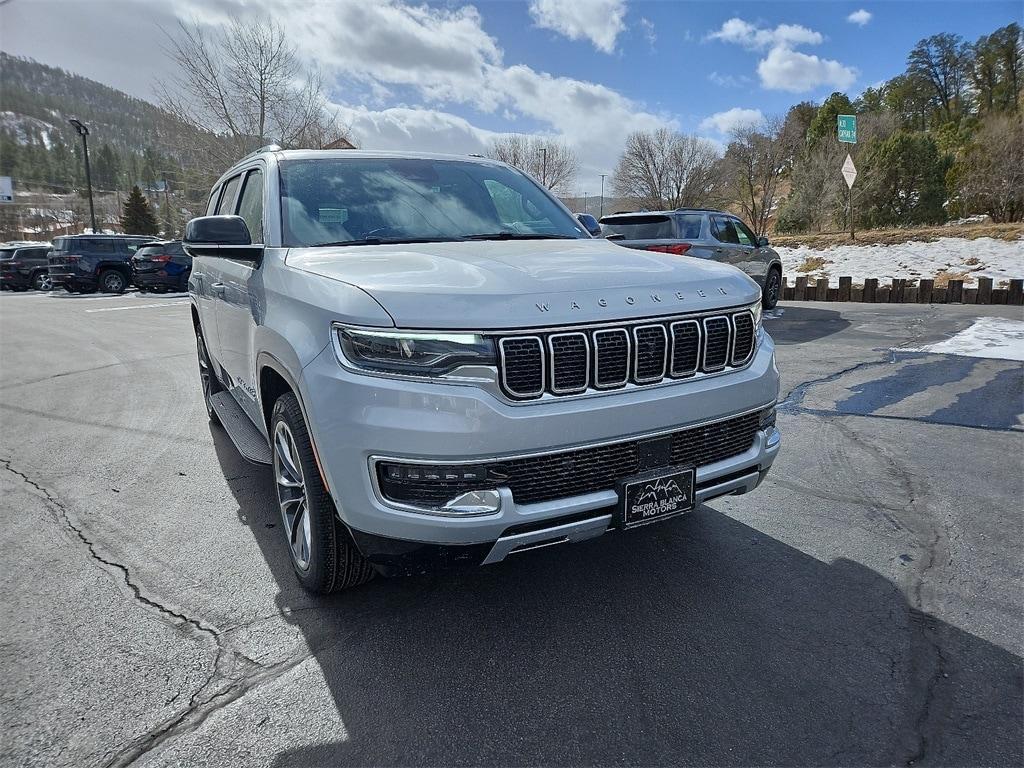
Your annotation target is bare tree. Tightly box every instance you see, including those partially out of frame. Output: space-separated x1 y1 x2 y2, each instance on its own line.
723 116 793 237
486 135 578 193
953 114 1024 222
158 19 354 166
907 32 972 120
611 128 721 210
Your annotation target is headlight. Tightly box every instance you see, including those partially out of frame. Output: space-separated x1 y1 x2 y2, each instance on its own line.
749 300 763 331
335 326 497 376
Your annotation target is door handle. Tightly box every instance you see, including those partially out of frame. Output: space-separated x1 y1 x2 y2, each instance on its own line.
211 282 225 296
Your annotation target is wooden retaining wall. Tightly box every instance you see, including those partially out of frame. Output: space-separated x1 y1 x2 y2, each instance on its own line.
782 276 1024 306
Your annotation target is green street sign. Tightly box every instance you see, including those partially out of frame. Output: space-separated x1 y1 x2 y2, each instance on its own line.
838 114 857 143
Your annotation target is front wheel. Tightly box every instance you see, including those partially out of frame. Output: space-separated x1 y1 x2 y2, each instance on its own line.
271 393 375 593
32 272 53 291
98 269 126 294
762 267 781 310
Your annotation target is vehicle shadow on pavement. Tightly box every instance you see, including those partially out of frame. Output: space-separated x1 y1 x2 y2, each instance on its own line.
768 306 852 346
210 428 1022 768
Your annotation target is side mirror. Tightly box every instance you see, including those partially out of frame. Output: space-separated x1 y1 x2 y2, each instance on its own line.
183 215 263 261
575 213 602 237
757 236 770 247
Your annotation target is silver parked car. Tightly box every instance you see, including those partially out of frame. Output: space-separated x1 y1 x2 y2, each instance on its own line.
185 149 782 593
599 209 783 309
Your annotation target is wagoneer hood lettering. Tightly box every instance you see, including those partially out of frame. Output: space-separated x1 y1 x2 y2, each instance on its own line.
287 239 761 328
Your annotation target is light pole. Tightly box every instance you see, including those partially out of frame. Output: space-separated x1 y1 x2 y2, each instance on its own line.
599 174 607 218
69 118 97 234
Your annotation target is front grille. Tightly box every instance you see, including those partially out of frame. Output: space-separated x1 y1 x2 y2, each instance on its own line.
498 309 756 399
376 409 766 507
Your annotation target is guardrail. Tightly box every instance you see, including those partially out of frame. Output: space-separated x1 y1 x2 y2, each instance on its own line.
782 276 1024 305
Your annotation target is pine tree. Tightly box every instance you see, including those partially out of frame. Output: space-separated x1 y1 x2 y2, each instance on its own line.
120 185 159 235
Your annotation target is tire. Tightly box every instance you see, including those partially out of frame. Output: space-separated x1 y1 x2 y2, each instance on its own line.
32 272 53 291
64 284 78 294
271 393 374 593
195 323 222 425
762 266 781 310
98 269 127 294
179 272 190 293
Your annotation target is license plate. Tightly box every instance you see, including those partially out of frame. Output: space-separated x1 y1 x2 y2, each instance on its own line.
619 466 695 528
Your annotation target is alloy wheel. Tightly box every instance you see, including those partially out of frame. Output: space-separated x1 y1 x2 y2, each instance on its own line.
103 272 125 292
765 272 780 306
34 274 53 291
196 331 215 414
273 421 312 571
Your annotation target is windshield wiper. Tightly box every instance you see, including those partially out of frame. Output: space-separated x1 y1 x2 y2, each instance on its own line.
309 236 467 247
463 232 578 241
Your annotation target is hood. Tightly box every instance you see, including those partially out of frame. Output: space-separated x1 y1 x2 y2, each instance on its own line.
286 239 760 329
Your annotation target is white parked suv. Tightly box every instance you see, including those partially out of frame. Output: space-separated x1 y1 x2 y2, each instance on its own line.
184 148 782 593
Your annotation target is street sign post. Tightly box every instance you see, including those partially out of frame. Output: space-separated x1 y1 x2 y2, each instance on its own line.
838 114 857 143
841 154 857 239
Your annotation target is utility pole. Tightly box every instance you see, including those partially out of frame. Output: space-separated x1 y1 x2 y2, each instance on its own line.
68 118 97 234
540 147 548 187
599 174 607 218
162 175 172 236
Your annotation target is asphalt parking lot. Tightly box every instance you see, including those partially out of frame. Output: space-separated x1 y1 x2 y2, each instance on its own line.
1 291 1021 768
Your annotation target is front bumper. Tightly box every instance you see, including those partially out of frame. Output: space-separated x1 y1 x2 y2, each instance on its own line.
300 332 781 548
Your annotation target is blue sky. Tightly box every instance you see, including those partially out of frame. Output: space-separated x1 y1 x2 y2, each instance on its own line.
2 0 1020 191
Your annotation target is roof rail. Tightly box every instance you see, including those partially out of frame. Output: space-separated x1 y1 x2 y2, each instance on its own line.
240 143 283 162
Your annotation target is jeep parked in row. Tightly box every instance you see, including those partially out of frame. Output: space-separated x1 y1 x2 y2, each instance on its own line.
185 148 781 593
48 234 158 293
0 242 52 291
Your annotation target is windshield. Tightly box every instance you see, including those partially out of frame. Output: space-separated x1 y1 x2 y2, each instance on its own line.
279 157 586 247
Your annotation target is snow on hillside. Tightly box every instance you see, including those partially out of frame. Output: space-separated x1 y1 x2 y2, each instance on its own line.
778 237 1024 286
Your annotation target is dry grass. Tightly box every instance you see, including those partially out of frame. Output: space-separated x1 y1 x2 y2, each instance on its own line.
772 221 1024 249
796 255 828 272
932 270 974 288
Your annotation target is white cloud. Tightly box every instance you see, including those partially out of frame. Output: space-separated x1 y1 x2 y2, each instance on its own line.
699 108 764 135
638 17 657 47
707 71 751 88
528 0 627 54
707 17 823 51
847 9 872 26
757 46 858 92
706 15 857 94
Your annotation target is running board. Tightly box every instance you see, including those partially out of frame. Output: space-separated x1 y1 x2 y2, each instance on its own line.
210 391 272 465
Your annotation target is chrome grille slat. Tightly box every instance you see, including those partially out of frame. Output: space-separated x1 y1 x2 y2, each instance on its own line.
496 309 756 400
593 328 630 389
669 320 701 377
632 324 668 383
731 311 755 366
701 316 731 372
548 332 589 394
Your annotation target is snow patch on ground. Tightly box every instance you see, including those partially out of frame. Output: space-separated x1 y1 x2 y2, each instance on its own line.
908 317 1024 361
778 237 1024 286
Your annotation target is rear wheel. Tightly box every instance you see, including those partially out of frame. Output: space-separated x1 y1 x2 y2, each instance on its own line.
98 269 126 294
32 272 53 291
195 323 222 425
272 393 374 593
762 267 781 310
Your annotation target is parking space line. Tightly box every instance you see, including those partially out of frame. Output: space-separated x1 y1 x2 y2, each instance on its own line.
84 301 190 313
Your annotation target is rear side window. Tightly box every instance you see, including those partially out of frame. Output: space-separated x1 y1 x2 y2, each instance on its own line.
52 238 68 253
83 238 116 253
711 216 740 245
600 215 675 239
0 249 15 260
676 215 703 239
235 168 264 243
216 175 242 215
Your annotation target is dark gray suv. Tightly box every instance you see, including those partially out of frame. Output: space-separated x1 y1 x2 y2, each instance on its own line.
600 209 783 309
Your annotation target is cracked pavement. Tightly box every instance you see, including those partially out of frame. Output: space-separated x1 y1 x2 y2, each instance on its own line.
1 292 1021 767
